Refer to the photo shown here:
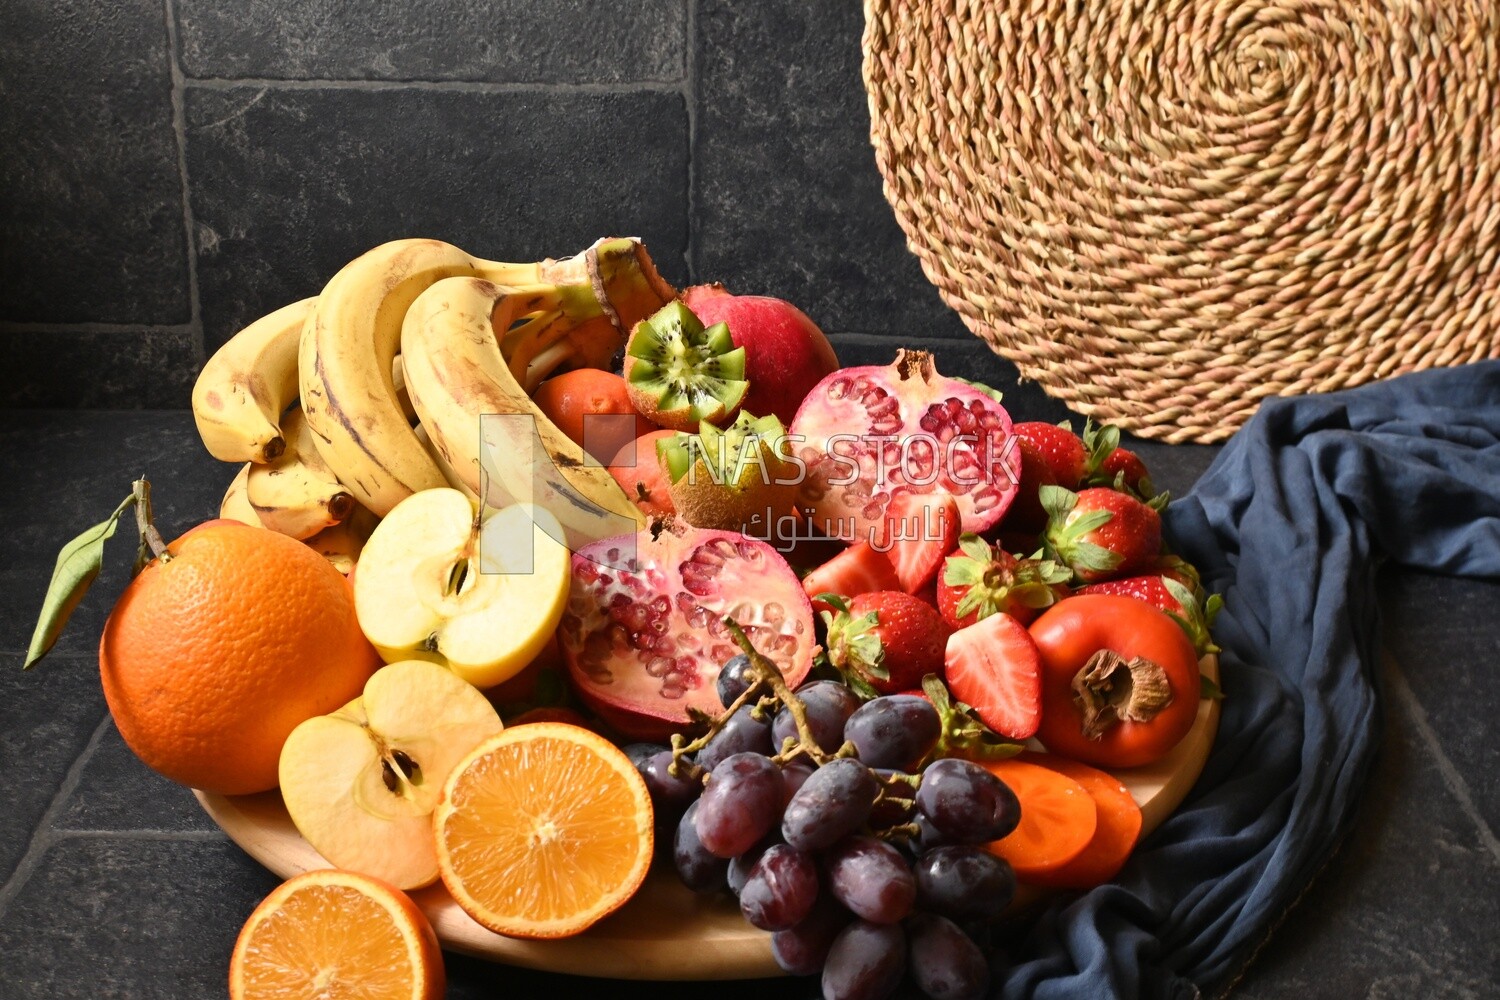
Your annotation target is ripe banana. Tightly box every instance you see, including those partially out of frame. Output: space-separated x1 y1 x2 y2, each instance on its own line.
414 424 480 503
193 298 317 463
247 406 356 539
299 240 551 516
220 463 262 525
401 269 672 549
304 504 380 575
299 237 674 517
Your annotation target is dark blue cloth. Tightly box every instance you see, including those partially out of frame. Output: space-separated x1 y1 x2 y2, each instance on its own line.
999 360 1500 999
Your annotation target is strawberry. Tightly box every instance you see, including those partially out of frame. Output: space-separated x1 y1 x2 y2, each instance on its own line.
821 592 949 696
1077 574 1222 654
997 436 1058 532
1041 485 1163 583
878 491 960 594
1081 421 1157 499
944 612 1042 740
1014 421 1088 487
936 534 1072 629
803 542 902 613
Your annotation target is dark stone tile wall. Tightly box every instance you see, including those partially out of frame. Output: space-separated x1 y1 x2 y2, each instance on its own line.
3 4 1498 999
1 0 993 410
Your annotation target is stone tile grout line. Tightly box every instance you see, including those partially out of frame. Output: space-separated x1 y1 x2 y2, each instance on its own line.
684 0 698 282
52 829 228 842
0 713 113 921
182 76 687 94
163 0 205 367
1387 657 1500 867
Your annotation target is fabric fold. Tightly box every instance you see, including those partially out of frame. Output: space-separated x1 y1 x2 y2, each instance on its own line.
1000 360 1500 998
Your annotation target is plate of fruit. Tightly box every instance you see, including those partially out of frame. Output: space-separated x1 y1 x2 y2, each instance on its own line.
30 237 1224 999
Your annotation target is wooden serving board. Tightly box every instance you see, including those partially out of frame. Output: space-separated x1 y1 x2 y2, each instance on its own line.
197 657 1220 981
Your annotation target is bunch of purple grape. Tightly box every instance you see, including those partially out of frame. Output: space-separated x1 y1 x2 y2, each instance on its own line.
626 655 1022 1000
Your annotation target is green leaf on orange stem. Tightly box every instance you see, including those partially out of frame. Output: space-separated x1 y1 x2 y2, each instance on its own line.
23 491 137 670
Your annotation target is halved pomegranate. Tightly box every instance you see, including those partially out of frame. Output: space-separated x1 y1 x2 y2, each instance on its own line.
789 350 1020 541
558 522 816 739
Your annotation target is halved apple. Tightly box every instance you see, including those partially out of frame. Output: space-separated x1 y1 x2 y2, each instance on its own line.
353 489 571 688
278 659 503 889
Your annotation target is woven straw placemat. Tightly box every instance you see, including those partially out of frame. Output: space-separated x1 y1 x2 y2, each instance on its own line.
863 1 1500 442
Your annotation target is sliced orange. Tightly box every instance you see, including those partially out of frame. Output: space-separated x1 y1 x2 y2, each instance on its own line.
229 869 443 1000
433 722 654 939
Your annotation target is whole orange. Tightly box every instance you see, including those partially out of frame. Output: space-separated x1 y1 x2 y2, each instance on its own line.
100 520 380 795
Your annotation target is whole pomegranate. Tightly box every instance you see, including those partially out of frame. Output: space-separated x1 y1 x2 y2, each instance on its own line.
682 284 840 426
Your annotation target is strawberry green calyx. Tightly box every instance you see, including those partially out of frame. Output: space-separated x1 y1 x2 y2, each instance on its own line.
1040 484 1122 580
817 593 888 699
919 674 1023 765
1080 419 1119 478
1162 577 1223 655
942 534 1070 622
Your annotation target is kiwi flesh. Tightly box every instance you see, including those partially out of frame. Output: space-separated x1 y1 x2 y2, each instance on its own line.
624 301 749 431
658 411 797 533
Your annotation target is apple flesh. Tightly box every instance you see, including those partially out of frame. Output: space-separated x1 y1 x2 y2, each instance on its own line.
353 489 571 688
278 659 503 889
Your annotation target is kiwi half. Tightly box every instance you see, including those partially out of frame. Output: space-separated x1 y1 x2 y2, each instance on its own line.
623 301 749 431
657 412 797 533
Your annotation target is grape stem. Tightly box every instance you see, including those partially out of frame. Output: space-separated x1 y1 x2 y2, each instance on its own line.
723 618 853 769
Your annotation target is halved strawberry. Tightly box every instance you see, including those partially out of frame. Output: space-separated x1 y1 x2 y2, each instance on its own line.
944 612 1042 740
802 542 902 613
878 491 960 594
937 534 1072 629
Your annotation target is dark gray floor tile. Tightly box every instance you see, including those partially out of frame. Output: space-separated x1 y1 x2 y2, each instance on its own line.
1232 653 1500 999
0 837 278 999
1129 439 1223 501
185 85 689 353
693 2 976 344
0 656 104 884
53 723 215 833
176 0 685 83
1378 571 1500 838
0 0 188 324
0 328 198 408
0 411 226 659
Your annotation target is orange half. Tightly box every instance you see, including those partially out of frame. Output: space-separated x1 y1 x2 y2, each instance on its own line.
433 722 654 939
229 869 444 1000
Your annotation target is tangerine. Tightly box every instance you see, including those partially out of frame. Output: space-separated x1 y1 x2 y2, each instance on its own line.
100 520 379 795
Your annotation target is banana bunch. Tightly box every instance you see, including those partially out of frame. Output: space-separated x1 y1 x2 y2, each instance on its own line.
192 236 675 567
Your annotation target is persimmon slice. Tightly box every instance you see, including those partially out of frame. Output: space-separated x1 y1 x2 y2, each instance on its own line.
980 758 1097 880
433 723 654 939
1020 753 1144 889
